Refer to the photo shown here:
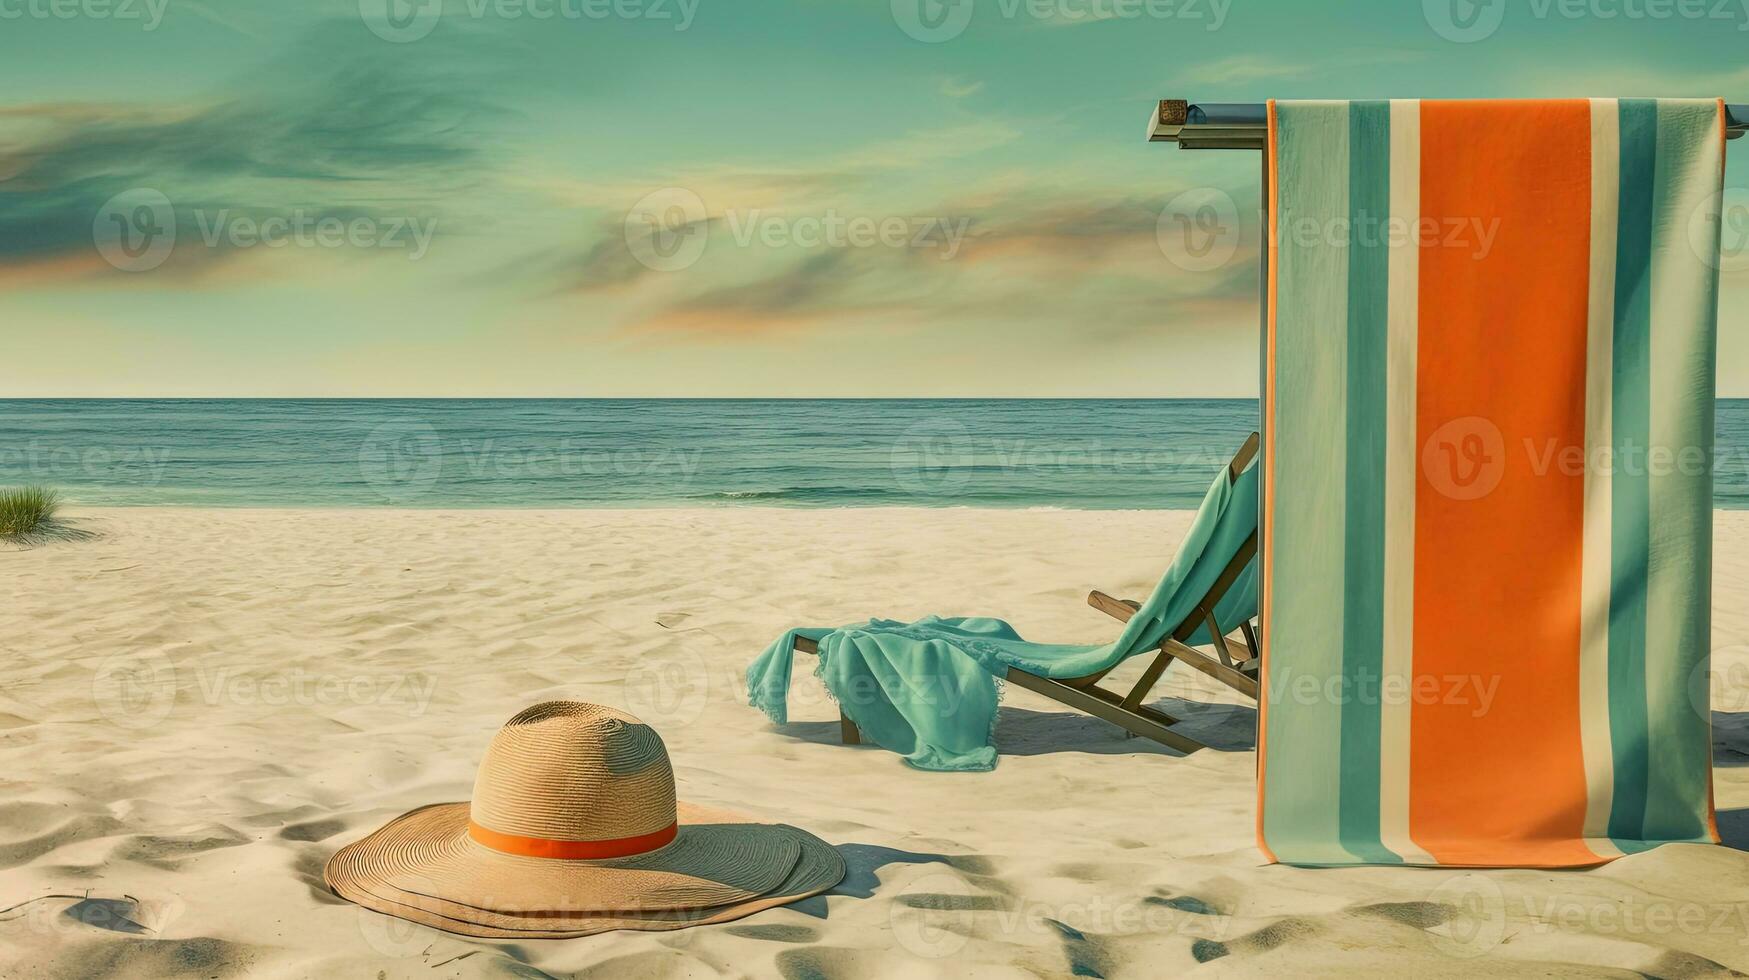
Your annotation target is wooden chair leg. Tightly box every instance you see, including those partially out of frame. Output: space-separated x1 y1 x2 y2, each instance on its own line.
1003 667 1205 753
1122 648 1175 710
1115 647 1176 739
794 638 861 743
1206 611 1236 667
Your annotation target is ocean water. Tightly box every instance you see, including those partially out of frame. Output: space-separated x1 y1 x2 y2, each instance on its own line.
2 399 1747 509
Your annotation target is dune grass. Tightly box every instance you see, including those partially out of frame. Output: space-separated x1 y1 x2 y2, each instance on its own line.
0 486 89 543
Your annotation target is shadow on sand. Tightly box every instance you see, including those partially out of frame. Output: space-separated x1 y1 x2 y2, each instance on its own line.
777 842 993 920
772 696 1256 759
1717 808 1749 852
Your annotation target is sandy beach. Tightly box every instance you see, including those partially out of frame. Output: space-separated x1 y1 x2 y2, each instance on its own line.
3 506 1748 978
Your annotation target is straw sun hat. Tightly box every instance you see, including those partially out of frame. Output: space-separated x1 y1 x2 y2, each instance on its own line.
325 701 845 938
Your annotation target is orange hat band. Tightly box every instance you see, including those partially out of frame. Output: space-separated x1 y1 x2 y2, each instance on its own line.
467 820 678 860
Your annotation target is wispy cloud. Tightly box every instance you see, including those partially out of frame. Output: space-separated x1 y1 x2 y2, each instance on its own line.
1176 50 1425 86
1512 62 1749 99
175 0 269 39
938 76 986 99
1030 4 1136 27
589 183 1264 339
0 27 508 279
1185 54 1322 86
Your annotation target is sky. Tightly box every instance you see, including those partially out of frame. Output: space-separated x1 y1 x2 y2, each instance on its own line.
0 0 1746 397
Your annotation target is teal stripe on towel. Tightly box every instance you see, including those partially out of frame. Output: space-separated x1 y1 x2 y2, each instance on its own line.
1261 101 1356 865
1606 97 1657 848
1641 99 1723 844
1338 100 1397 864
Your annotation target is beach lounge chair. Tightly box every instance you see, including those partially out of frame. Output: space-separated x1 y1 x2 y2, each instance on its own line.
791 432 1261 756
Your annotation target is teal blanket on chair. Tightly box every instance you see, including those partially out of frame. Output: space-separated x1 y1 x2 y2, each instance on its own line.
745 459 1259 771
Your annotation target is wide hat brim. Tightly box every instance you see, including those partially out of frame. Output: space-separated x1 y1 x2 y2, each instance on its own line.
324 800 844 938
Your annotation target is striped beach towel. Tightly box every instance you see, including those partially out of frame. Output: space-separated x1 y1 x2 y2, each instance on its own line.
1258 99 1728 867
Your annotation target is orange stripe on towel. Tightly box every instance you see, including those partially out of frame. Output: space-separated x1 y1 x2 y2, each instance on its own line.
1256 98 1281 865
1410 99 1600 867
1708 95 1726 850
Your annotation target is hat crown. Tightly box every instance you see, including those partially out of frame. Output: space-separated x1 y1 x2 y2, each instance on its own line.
469 701 677 844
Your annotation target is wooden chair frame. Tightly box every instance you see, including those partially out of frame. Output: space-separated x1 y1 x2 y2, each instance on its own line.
794 431 1261 757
